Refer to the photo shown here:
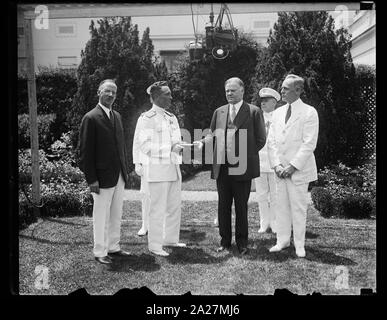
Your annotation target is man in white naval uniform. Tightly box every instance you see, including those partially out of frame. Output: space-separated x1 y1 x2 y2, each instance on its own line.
254 87 281 234
135 81 186 256
267 74 319 258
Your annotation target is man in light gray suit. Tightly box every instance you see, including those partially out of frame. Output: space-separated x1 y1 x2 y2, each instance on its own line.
267 74 319 258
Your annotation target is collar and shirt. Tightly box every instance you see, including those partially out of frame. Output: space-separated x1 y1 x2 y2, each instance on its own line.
225 100 243 158
98 102 112 118
228 100 243 122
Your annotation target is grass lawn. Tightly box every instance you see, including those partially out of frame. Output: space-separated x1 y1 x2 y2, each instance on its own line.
19 200 376 295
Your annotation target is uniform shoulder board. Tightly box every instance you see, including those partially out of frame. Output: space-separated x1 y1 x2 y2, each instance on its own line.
144 110 156 118
164 110 174 117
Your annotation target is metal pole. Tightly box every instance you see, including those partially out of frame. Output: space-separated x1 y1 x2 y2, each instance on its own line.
24 17 41 214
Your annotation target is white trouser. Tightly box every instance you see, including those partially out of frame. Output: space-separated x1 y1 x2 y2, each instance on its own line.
91 172 125 257
140 176 150 231
275 177 309 249
255 172 277 231
147 179 182 251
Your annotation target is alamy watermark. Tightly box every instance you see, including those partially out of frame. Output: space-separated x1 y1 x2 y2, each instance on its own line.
34 265 49 290
34 5 49 30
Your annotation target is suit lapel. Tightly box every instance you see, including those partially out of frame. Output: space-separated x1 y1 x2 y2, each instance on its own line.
233 102 249 130
97 104 114 130
285 104 302 129
217 105 228 131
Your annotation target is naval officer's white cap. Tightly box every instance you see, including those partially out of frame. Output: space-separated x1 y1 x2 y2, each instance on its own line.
259 88 281 101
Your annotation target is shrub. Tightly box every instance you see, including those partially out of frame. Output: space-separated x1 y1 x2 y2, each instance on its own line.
311 161 376 219
341 195 373 219
18 67 78 142
19 182 93 230
310 187 334 217
18 196 38 230
48 131 78 166
180 163 203 180
40 182 93 217
18 113 56 150
18 148 84 184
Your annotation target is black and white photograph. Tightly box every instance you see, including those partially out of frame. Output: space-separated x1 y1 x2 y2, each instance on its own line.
12 1 376 304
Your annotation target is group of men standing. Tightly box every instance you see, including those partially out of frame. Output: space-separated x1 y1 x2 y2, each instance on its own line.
79 74 319 264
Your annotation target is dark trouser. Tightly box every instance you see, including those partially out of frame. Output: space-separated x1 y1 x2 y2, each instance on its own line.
216 165 252 249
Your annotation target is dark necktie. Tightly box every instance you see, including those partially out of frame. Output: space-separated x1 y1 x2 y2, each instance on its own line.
109 110 114 127
285 104 292 124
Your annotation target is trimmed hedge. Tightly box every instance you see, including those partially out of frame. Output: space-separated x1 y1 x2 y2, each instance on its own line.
18 113 56 150
18 67 78 144
19 182 93 230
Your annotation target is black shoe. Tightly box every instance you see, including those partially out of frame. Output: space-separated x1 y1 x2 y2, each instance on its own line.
108 250 131 257
216 246 231 253
239 247 249 255
95 256 112 264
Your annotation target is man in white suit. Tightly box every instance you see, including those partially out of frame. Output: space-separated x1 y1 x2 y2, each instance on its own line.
267 74 319 258
134 81 186 256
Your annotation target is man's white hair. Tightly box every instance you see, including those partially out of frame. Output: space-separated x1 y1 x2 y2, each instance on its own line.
285 74 304 92
98 79 117 91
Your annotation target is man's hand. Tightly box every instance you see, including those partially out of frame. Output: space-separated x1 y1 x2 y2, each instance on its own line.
171 143 184 154
89 181 100 194
135 164 143 176
193 141 203 150
280 164 297 179
274 165 284 178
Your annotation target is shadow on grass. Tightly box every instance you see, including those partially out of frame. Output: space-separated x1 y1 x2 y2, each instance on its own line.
109 253 161 273
305 231 319 239
180 228 207 244
247 238 292 263
245 238 356 265
166 247 232 265
19 234 90 246
304 247 357 265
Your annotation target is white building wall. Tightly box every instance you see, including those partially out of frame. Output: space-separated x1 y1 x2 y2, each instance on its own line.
17 9 278 73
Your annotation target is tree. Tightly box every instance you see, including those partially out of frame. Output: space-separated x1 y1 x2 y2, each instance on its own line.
169 33 261 134
252 12 366 168
68 17 168 170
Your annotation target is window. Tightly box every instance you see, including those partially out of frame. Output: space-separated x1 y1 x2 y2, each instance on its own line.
253 20 270 29
58 56 78 68
55 23 76 37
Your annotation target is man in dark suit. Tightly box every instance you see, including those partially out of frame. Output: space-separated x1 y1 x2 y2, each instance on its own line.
194 77 266 255
79 79 130 264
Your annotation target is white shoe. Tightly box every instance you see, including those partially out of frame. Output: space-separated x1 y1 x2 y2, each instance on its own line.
137 228 148 236
149 249 169 256
269 243 290 253
164 242 186 247
295 247 306 258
